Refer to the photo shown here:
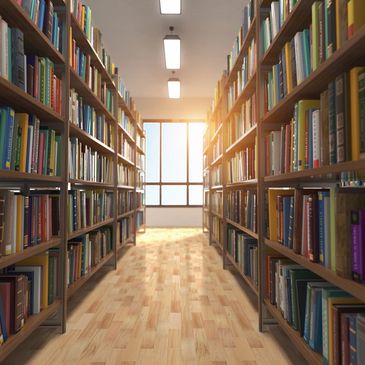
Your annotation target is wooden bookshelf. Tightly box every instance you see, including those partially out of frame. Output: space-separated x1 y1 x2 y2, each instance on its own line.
225 125 257 154
118 210 135 220
0 0 145 361
226 219 258 240
118 153 135 167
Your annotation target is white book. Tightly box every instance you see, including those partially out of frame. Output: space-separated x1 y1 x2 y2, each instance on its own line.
271 1 280 39
271 130 281 175
0 18 9 79
294 32 304 84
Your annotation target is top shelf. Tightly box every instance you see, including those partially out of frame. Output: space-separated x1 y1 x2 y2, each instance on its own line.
0 0 65 65
70 15 115 89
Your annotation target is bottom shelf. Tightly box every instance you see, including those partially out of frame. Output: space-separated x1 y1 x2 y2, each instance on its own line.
225 253 258 296
0 300 61 362
117 236 135 252
264 299 322 365
67 252 114 298
211 236 223 251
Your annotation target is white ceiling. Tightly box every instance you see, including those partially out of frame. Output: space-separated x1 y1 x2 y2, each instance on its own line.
84 0 247 99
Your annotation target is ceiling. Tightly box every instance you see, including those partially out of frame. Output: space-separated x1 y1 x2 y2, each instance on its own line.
84 0 247 99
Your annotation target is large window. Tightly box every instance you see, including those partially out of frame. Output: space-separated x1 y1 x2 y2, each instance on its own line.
145 120 206 207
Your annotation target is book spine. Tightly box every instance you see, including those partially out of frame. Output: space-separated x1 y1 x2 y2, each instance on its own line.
328 80 337 164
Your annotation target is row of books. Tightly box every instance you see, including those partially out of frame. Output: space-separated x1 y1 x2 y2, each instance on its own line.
227 227 258 285
69 89 114 148
67 189 113 233
211 165 222 186
227 189 257 233
227 146 256 183
118 165 134 186
69 137 113 183
0 250 59 343
135 192 144 210
261 0 298 55
212 133 223 162
0 22 63 113
267 188 365 281
264 1 365 112
227 0 255 75
211 191 223 217
119 136 134 162
227 38 256 111
212 215 223 246
227 93 256 147
117 108 135 138
19 0 63 53
136 170 144 189
211 72 227 114
136 152 144 170
67 228 112 286
266 258 365 364
118 191 133 215
136 134 145 152
117 217 133 245
266 68 365 175
0 192 60 256
0 110 61 175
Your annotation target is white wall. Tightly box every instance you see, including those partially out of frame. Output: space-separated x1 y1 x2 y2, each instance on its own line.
146 207 202 227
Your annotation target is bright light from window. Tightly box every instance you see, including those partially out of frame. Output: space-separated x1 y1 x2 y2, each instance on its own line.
168 78 180 99
164 36 181 70
160 0 181 15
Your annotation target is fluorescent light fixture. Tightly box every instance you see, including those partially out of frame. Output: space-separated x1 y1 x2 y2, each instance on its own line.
168 78 180 99
163 35 181 69
160 0 181 14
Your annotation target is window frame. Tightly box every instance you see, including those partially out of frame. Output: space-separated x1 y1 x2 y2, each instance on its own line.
144 119 205 207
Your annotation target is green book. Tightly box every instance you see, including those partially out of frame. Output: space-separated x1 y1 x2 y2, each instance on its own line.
39 58 46 104
0 108 6 169
40 129 49 175
55 135 62 176
312 2 321 71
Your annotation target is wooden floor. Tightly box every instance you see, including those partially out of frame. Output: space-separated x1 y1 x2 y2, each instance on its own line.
3 228 306 365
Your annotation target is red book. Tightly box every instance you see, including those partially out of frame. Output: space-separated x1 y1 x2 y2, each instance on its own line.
0 282 11 336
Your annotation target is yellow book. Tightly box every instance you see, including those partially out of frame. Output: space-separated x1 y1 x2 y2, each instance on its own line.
16 195 24 253
18 253 49 309
350 67 362 160
268 189 294 241
18 113 29 173
81 7 85 31
348 0 365 38
272 65 277 106
69 26 73 66
297 100 320 171
328 297 361 365
284 42 293 94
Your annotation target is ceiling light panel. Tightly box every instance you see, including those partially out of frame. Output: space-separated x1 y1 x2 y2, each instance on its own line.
168 78 180 99
160 0 181 15
163 35 181 69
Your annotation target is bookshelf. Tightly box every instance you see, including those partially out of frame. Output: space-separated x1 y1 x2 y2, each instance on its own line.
204 0 365 363
0 0 144 361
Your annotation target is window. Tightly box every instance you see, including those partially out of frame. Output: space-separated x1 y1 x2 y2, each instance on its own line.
145 120 206 206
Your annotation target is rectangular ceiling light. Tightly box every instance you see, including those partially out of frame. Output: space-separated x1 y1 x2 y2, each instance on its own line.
160 0 181 14
163 35 181 69
168 78 180 99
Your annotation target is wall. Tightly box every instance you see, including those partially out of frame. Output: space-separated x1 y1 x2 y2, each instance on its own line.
146 207 202 227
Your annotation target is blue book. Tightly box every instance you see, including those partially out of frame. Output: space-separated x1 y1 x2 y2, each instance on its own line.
287 196 295 249
302 29 311 78
2 108 15 171
38 0 46 30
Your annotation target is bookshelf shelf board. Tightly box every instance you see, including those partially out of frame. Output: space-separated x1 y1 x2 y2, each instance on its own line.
118 185 135 190
70 69 116 122
224 73 256 123
203 143 210 155
0 1 65 65
136 123 145 137
0 237 62 271
212 237 223 251
211 185 224 190
117 124 135 143
226 219 258 239
226 17 257 88
225 252 258 295
118 154 135 167
211 211 224 220
0 299 61 363
265 238 365 304
204 207 209 212
136 144 145 155
117 210 135 219
210 122 223 145
0 77 65 124
0 170 63 183
261 25 365 125
210 154 223 168
70 15 115 88
69 179 114 189
226 179 258 189
69 124 115 155
264 159 365 184
136 206 145 212
261 0 314 65
226 125 257 155
264 299 322 365
136 188 145 193
117 93 135 122
68 218 115 240
67 251 114 298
